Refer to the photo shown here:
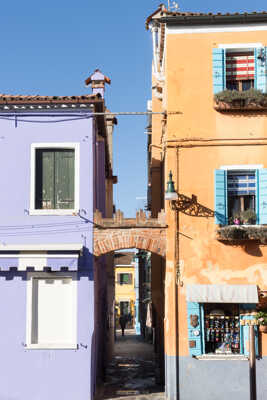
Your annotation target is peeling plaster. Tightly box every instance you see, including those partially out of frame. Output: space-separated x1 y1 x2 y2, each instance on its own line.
200 262 267 285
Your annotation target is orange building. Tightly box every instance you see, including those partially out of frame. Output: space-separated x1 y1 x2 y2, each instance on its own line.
147 5 267 400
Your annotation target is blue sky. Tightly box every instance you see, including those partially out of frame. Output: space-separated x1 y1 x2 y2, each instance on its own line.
0 0 266 216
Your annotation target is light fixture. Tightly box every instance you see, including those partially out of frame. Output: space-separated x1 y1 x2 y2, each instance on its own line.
165 170 178 201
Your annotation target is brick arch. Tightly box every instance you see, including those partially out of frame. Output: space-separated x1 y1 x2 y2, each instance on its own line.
94 228 166 257
93 209 167 257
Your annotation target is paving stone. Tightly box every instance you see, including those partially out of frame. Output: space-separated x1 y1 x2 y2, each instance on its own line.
100 330 164 400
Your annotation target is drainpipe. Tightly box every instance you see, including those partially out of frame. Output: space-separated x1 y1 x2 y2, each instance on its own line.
151 26 159 75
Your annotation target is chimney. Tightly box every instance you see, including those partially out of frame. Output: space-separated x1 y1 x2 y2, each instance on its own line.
84 69 111 97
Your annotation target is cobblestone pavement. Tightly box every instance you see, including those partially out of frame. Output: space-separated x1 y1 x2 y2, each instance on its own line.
99 329 164 400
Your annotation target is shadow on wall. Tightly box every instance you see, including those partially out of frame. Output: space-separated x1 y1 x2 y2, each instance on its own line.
243 242 263 257
172 193 215 218
0 247 94 280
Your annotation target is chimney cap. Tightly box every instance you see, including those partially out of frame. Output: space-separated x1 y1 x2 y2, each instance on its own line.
85 69 111 87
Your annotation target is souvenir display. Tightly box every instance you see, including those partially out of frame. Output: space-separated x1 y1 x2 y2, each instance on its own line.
205 314 240 354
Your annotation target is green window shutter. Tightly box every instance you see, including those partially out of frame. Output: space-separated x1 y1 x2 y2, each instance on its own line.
257 169 267 225
55 150 75 209
35 150 55 209
212 48 225 93
214 169 227 225
255 47 267 93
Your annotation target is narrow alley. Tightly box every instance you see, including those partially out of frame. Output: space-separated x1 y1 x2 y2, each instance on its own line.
99 329 164 400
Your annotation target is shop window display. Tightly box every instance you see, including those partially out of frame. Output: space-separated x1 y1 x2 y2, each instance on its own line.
204 303 240 354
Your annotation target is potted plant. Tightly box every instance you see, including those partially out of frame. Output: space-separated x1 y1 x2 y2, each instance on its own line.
233 213 241 225
256 310 267 333
240 209 256 225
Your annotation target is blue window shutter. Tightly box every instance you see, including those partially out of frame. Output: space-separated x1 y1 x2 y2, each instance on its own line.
257 169 267 224
186 302 203 356
212 48 225 93
215 169 227 225
240 306 259 357
255 47 267 93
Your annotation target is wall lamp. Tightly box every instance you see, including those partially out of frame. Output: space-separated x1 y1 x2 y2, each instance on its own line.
165 171 178 201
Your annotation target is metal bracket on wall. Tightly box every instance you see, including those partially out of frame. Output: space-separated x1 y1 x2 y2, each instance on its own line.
176 260 184 287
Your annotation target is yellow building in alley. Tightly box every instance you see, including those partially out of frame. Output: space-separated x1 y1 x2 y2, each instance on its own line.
114 252 136 328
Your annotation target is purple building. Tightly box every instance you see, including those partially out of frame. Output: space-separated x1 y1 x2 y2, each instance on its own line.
0 71 116 400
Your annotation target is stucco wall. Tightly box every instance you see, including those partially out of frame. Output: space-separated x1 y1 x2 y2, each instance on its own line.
164 29 267 358
179 356 267 400
0 270 94 400
0 112 100 400
0 113 95 245
157 24 267 400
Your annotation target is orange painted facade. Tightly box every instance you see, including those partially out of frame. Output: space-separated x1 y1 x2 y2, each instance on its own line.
147 7 267 366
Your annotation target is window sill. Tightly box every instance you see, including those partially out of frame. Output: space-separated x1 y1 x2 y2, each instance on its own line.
26 343 78 350
195 354 248 361
29 209 78 216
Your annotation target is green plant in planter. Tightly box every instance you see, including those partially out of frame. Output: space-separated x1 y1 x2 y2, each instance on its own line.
240 209 256 225
214 88 267 106
256 310 267 326
217 226 247 240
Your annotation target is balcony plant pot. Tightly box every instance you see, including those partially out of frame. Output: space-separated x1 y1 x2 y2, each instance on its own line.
259 325 267 333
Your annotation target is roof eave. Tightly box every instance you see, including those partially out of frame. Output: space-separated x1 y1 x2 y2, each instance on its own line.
157 13 267 26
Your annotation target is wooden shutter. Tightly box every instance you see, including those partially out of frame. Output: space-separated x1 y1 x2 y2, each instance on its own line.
186 302 203 356
214 170 227 225
35 150 55 209
226 51 254 81
255 47 267 93
55 150 75 209
212 48 225 93
257 169 267 225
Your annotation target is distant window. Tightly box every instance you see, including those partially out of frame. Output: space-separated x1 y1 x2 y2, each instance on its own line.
118 273 133 285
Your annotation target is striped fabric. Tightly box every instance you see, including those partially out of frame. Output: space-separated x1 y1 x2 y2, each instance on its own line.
227 171 256 196
226 51 254 80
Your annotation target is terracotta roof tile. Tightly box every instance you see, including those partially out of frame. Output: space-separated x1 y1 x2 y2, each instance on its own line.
114 252 135 266
146 6 267 28
0 93 102 105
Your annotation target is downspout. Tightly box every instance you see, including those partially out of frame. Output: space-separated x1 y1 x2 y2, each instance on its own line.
151 25 159 75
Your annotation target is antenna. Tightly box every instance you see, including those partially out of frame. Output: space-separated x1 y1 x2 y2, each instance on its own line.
167 1 179 11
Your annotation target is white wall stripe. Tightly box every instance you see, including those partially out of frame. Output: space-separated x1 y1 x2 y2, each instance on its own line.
166 25 267 35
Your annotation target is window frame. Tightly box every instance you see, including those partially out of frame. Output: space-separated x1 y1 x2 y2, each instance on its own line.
26 271 77 350
213 43 266 94
117 273 133 285
29 143 80 216
187 301 258 359
215 165 265 226
225 49 255 91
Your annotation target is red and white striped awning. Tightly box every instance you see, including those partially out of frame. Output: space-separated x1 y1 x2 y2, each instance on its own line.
226 51 254 80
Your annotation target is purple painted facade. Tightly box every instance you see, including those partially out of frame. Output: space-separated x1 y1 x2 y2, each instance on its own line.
0 104 108 399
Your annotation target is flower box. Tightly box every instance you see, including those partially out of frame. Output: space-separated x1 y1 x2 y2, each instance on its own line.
216 225 267 243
